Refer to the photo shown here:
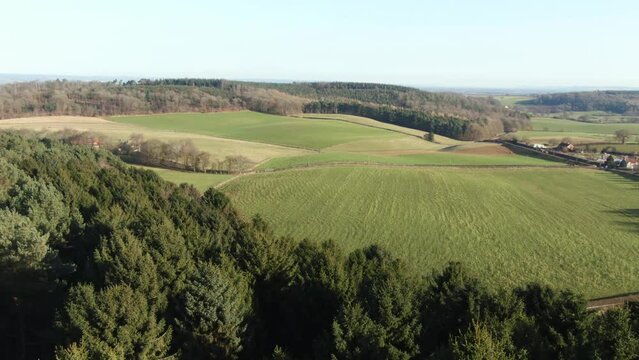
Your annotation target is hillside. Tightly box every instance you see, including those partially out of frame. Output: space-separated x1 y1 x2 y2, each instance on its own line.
0 79 531 140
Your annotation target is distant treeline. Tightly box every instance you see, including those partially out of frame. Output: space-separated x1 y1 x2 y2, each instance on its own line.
0 79 531 140
2 131 639 359
523 91 639 114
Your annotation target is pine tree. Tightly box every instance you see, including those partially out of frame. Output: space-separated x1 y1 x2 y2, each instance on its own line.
175 260 253 359
59 284 175 359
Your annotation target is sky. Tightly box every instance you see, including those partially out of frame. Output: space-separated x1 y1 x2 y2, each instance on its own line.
1 0 638 88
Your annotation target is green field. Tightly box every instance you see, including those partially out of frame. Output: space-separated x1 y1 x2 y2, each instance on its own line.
112 111 410 150
258 150 561 170
530 117 639 134
222 166 639 297
134 165 234 191
494 95 533 107
516 117 639 143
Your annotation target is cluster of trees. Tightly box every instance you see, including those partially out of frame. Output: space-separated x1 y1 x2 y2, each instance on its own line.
0 79 531 140
523 91 639 114
115 134 252 173
42 130 255 173
1 131 638 359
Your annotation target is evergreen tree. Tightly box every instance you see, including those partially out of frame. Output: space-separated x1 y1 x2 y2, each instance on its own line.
586 307 639 359
175 260 253 359
59 284 174 359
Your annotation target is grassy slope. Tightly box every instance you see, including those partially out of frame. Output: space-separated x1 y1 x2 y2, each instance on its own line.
134 165 234 191
112 111 408 150
222 167 639 297
301 113 462 145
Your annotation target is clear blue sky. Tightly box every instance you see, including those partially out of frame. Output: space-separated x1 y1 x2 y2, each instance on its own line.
2 0 638 87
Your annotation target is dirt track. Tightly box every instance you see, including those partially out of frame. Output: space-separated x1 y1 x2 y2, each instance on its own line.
587 293 639 311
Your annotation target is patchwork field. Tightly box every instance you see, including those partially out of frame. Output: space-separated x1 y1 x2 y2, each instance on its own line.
0 112 560 171
222 166 639 297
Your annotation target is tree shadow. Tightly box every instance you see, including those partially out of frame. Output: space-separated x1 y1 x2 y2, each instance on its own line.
607 208 639 234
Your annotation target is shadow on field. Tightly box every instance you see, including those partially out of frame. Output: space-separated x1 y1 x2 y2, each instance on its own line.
608 208 639 234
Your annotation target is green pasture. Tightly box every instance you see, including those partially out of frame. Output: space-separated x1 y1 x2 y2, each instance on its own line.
222 166 639 297
530 117 639 135
111 111 410 150
134 165 234 191
257 151 561 170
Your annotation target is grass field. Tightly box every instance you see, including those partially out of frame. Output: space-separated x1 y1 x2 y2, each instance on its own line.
516 117 639 143
257 150 562 170
494 95 533 107
134 165 234 191
530 117 639 134
301 113 461 145
222 166 639 297
112 111 411 150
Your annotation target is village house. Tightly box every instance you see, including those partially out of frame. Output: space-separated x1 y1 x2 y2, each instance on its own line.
620 156 639 171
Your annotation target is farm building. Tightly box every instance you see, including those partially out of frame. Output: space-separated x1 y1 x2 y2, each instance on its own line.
556 142 575 152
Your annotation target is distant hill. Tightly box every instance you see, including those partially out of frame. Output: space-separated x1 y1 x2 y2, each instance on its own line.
522 91 639 114
0 78 531 140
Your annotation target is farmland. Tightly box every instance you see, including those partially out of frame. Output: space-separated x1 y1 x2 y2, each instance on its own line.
516 116 639 143
222 166 639 297
3 111 638 298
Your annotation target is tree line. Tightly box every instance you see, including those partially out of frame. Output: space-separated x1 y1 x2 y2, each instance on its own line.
0 79 531 140
1 131 638 359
